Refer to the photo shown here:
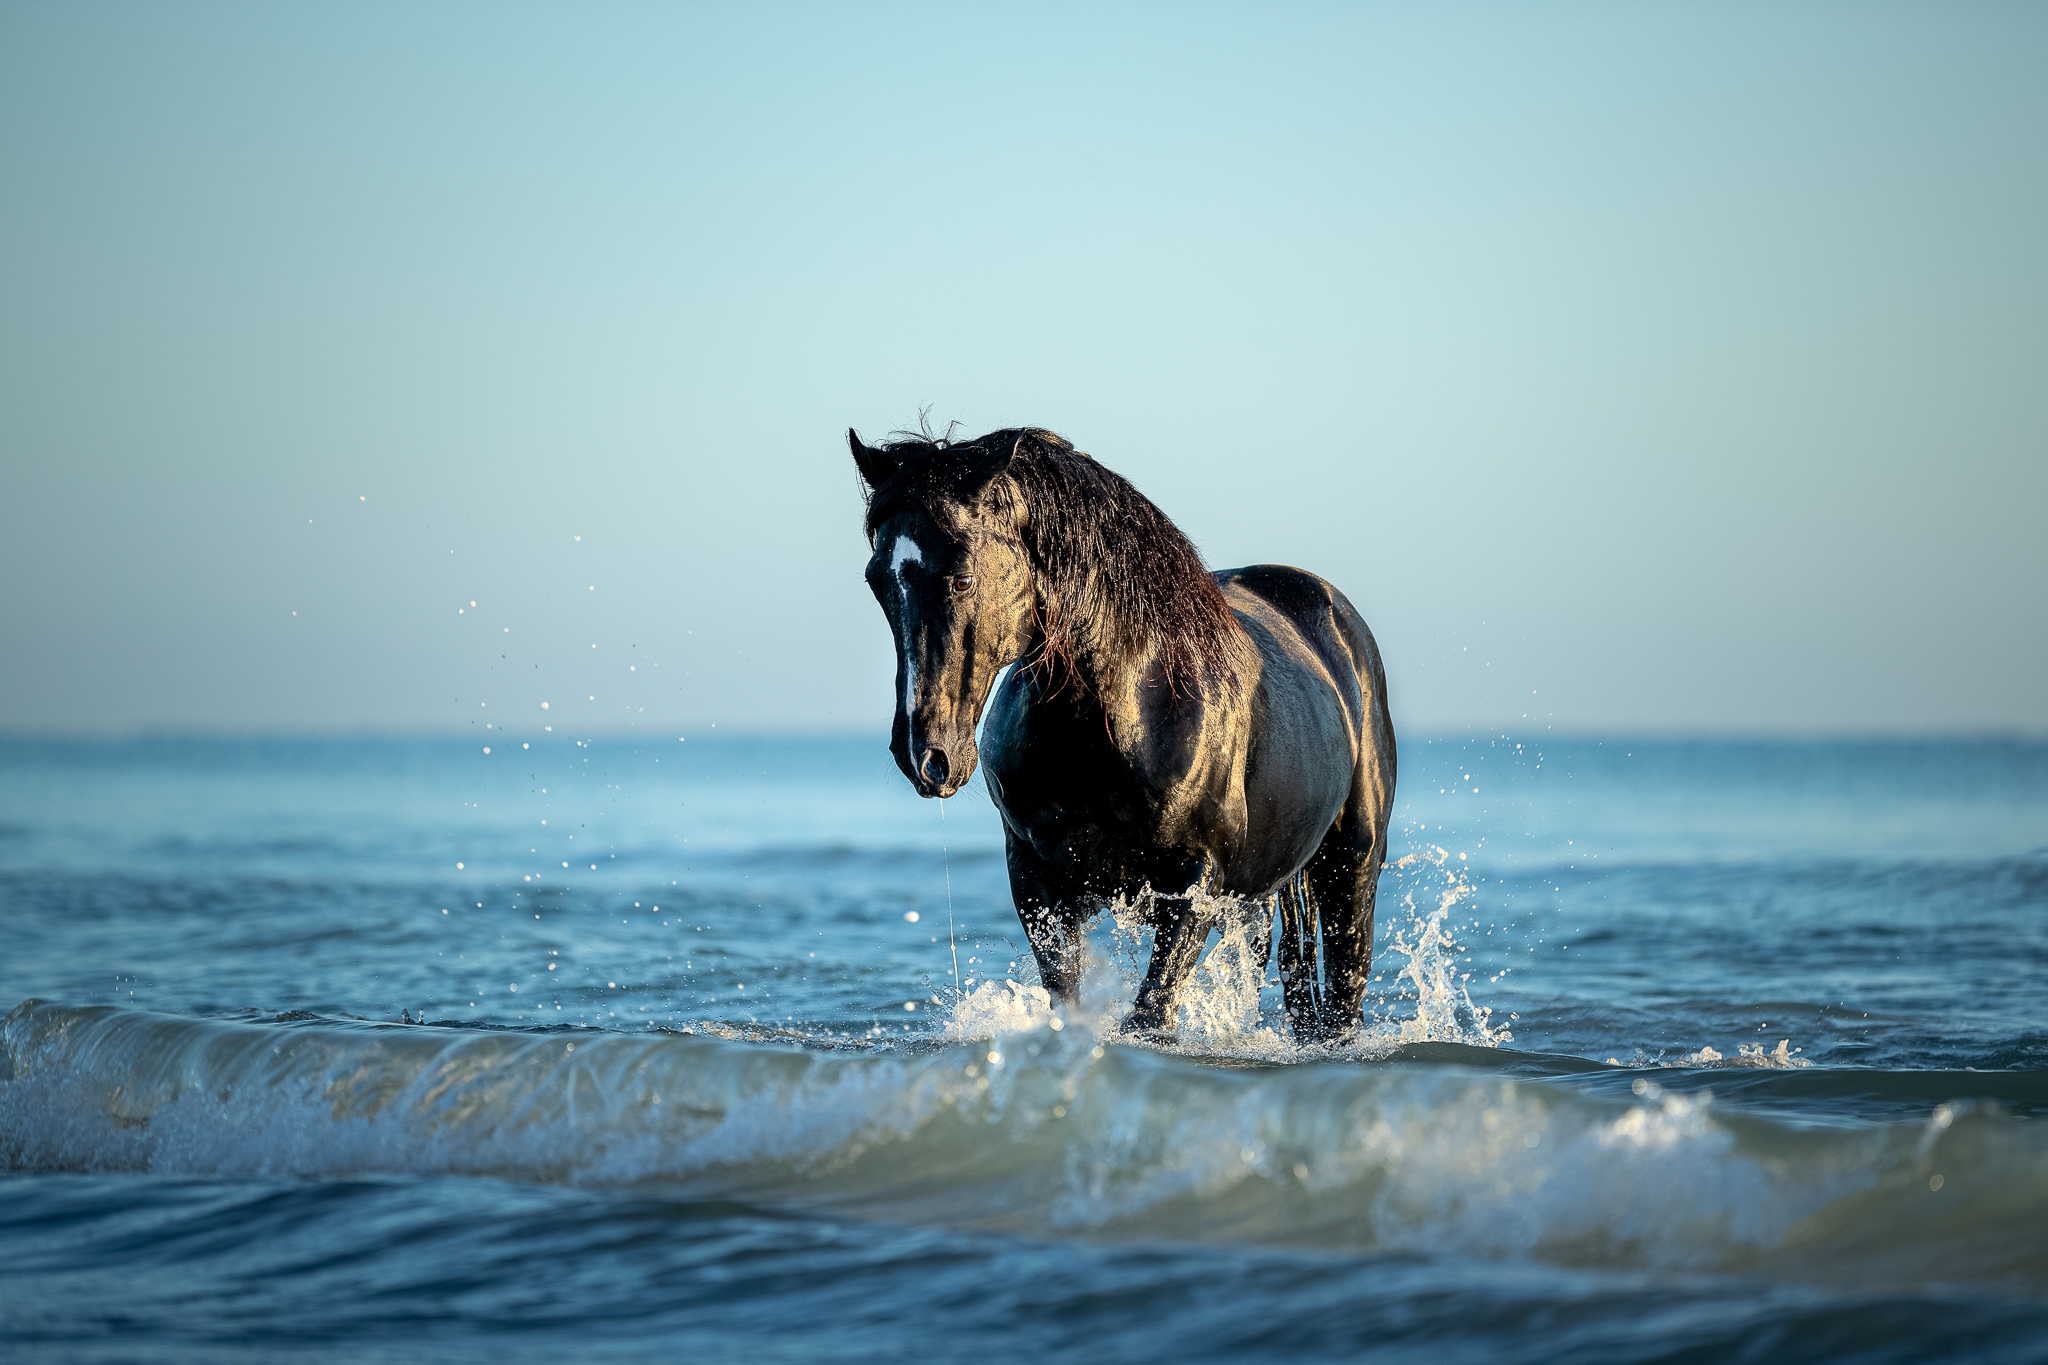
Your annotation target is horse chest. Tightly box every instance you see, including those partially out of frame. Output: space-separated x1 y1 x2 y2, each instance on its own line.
983 692 1244 891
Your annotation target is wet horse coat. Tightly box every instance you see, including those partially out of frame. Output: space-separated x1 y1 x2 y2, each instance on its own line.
853 426 1395 1036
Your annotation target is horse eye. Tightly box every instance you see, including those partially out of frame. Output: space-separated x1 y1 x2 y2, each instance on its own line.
950 574 974 593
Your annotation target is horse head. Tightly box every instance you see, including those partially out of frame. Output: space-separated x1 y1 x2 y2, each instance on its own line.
851 428 1038 798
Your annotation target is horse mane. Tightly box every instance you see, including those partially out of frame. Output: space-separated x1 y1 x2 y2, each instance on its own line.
861 425 1251 695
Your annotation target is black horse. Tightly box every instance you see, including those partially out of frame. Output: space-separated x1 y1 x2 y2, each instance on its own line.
852 426 1396 1038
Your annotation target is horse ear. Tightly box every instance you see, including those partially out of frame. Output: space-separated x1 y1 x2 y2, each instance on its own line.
957 433 1021 499
849 428 900 489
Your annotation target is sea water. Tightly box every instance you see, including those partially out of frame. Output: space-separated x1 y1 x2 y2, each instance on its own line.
1 733 2044 1362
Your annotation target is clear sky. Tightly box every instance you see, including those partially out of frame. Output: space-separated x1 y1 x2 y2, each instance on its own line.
3 1 2042 737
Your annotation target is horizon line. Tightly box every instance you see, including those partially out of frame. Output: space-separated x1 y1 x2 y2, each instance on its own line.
2 724 2044 746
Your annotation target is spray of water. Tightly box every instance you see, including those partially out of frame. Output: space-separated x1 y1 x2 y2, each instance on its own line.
1363 846 1514 1049
928 845 1514 1059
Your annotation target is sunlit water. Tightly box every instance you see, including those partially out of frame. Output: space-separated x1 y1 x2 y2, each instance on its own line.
2 733 2045 1362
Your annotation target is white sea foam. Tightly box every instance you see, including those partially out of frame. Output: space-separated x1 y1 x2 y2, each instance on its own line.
1613 1040 1816 1070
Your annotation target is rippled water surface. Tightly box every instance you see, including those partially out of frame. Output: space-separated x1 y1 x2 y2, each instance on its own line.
3 733 2045 1362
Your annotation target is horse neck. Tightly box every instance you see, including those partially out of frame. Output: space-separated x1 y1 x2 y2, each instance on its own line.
1035 617 1220 739
1017 529 1246 729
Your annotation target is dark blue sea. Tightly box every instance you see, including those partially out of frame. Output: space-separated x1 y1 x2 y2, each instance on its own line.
3 733 2045 1362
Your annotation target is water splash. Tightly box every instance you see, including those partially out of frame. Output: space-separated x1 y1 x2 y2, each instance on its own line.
1362 846 1513 1050
1174 895 1287 1052
942 978 1058 1038
1091 889 1287 1054
1674 1040 1812 1069
945 854 1514 1060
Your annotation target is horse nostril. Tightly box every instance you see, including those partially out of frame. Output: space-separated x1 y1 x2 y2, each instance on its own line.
918 748 950 788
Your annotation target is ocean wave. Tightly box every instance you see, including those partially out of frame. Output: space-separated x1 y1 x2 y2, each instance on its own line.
5 1002 2045 1287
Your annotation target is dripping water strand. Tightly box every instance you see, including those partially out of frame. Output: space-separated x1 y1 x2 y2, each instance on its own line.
940 796 960 1040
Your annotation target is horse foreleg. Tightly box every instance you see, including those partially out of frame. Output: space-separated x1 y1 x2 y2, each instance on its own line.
1125 894 1216 1034
1249 890 1277 988
1019 903 1089 1005
1005 833 1089 1006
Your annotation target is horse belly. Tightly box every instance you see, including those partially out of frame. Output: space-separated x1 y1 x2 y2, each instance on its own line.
1231 619 1357 896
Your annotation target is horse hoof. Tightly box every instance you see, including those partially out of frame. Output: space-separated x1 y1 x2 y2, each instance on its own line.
1117 1011 1171 1040
1294 1017 1360 1047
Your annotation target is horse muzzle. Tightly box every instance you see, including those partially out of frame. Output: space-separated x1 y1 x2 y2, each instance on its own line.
899 732 976 799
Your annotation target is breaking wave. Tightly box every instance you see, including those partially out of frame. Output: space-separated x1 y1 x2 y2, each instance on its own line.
6 1000 2046 1288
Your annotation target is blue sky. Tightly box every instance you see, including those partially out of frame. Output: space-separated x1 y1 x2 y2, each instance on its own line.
3 2 2042 735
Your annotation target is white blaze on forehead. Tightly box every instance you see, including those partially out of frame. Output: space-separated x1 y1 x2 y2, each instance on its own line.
889 535 923 581
887 534 925 719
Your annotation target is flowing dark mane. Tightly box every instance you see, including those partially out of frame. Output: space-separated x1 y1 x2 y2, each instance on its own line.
862 426 1250 694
